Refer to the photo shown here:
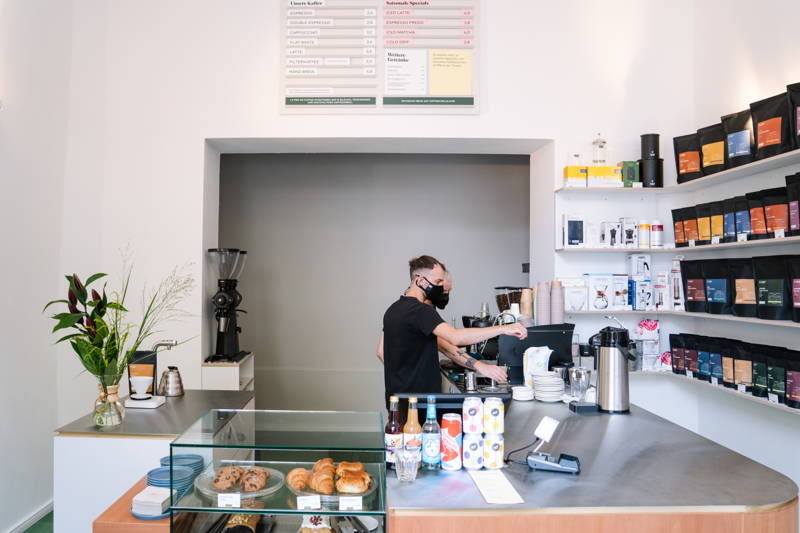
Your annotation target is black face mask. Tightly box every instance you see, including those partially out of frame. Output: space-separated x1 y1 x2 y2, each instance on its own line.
419 276 448 309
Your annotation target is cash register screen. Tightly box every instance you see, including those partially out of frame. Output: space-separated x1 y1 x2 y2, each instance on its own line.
497 323 575 384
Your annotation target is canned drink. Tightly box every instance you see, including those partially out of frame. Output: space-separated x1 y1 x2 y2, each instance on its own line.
462 397 484 434
483 397 505 434
483 433 505 469
440 413 463 470
462 433 484 470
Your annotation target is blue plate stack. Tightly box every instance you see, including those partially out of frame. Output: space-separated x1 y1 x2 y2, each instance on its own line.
160 454 205 477
147 466 194 498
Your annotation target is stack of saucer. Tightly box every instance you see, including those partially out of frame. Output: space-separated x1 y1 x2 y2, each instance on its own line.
532 373 565 403
512 386 534 402
160 454 204 477
147 466 194 498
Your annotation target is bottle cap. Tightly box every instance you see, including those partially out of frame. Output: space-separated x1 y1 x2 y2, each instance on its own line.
427 395 436 404
389 395 399 402
409 396 418 403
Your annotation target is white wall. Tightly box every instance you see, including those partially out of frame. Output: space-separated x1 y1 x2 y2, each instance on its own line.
2 0 797 528
55 0 698 424
0 1 73 531
218 153 530 410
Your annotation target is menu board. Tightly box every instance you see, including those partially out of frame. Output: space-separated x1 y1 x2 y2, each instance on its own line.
280 0 479 114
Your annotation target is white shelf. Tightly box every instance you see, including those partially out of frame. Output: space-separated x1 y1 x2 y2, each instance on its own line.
632 370 800 416
556 235 800 254
554 147 800 195
565 310 800 329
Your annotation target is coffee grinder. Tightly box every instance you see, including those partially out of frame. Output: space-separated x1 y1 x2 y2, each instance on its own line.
206 248 250 363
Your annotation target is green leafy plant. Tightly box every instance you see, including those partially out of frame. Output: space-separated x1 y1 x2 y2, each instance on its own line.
44 265 195 389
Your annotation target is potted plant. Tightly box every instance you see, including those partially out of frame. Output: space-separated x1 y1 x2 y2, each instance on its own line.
44 265 194 427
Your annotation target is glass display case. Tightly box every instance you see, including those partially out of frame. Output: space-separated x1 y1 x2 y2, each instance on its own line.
169 409 386 533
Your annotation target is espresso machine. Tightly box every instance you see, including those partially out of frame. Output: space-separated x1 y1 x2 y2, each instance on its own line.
206 248 250 363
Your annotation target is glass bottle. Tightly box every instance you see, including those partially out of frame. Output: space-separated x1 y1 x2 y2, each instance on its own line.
592 133 607 164
402 396 422 464
384 395 403 469
421 396 441 470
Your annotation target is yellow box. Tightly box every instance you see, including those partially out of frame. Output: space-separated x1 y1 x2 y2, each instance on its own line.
563 166 588 187
587 165 623 187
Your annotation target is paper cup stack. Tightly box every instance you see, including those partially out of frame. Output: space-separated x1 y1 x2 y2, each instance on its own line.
532 372 565 402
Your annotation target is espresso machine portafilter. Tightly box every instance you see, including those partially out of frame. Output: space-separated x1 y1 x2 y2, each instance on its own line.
206 248 251 363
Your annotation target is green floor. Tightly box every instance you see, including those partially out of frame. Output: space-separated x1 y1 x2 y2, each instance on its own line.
24 511 53 533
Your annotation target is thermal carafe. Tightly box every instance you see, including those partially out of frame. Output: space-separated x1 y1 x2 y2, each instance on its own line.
590 326 636 413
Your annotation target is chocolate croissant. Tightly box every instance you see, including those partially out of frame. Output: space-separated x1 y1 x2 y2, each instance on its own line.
335 475 368 494
335 462 364 477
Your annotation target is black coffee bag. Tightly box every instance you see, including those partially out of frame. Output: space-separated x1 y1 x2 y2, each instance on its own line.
698 123 727 175
669 333 685 375
788 82 800 150
721 109 755 167
723 197 737 243
749 344 769 398
750 93 793 159
753 255 792 320
733 340 753 392
786 254 800 323
786 354 800 409
720 338 736 389
673 133 703 183
672 208 687 248
695 203 712 245
761 187 790 238
766 346 787 403
702 259 731 314
734 195 751 238
727 258 757 317
710 201 724 243
682 206 700 244
681 260 707 313
746 191 769 240
707 338 724 384
786 173 800 237
683 334 700 377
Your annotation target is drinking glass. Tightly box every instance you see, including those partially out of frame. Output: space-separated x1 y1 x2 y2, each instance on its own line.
394 446 420 483
570 367 591 401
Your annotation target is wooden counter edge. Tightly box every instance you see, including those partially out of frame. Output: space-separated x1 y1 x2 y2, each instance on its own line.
93 477 169 533
388 497 798 533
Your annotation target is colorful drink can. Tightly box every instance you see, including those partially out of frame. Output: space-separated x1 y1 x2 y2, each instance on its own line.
462 397 484 434
462 433 484 470
440 413 463 471
483 397 505 434
483 433 505 469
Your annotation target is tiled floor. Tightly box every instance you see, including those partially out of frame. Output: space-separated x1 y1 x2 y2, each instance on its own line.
24 511 53 533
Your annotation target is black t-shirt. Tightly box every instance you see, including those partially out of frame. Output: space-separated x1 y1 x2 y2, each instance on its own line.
383 296 445 403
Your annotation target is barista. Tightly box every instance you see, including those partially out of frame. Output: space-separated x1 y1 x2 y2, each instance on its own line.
376 268 508 383
379 255 526 403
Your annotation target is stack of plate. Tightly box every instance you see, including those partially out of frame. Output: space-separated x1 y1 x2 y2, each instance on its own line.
160 454 205 477
512 386 534 401
147 466 194 498
532 373 565 403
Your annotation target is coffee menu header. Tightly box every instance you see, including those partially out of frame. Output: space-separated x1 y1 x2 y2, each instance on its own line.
280 0 479 113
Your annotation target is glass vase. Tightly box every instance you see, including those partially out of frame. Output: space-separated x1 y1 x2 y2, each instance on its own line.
93 380 125 428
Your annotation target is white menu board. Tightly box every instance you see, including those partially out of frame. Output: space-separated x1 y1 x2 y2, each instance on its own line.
280 0 479 114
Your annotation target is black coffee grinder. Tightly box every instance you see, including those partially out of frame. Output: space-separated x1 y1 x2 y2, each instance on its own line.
206 248 251 363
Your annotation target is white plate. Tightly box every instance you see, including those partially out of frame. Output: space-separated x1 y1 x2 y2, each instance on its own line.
536 397 563 403
194 462 284 502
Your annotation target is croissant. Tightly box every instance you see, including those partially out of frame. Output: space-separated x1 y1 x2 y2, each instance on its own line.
312 458 334 472
309 471 334 495
335 475 368 494
287 468 311 491
335 462 364 477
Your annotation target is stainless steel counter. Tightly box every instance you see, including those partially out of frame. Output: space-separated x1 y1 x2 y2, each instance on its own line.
387 400 797 512
55 389 254 437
